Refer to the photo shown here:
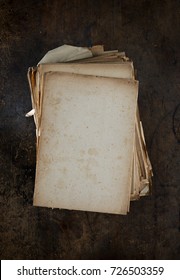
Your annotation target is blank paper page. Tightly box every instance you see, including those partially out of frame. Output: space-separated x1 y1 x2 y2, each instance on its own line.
34 72 138 214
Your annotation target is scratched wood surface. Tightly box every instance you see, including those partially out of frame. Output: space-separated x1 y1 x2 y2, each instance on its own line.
0 0 180 259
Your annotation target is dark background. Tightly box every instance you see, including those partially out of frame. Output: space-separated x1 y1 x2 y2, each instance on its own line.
0 0 180 259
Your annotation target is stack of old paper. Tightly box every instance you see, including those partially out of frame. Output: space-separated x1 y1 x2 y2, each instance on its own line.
27 45 152 215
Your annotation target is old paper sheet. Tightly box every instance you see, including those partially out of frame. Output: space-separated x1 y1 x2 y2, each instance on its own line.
38 44 93 64
34 72 138 214
38 62 134 79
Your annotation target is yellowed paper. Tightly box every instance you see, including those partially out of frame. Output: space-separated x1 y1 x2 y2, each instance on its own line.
34 72 138 214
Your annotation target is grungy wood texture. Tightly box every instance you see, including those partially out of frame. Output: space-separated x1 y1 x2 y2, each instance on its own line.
0 0 180 259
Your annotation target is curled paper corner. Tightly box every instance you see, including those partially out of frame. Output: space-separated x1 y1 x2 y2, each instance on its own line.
25 108 35 117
